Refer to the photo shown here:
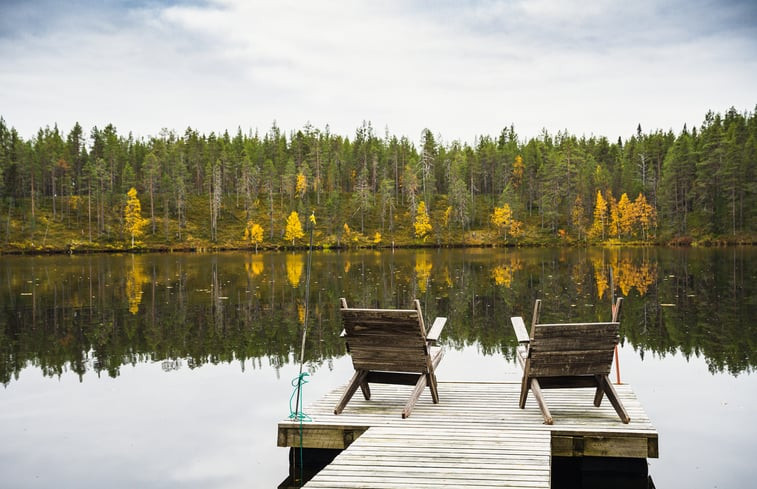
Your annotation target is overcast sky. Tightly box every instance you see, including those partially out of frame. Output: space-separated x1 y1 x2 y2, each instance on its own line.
1 0 755 144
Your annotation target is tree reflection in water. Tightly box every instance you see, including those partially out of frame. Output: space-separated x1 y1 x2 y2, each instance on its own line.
1 247 755 386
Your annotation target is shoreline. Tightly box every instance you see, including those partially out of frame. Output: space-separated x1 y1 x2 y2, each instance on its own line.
2 238 755 256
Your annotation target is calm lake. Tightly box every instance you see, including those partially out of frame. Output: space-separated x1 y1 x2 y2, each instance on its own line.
1 247 755 488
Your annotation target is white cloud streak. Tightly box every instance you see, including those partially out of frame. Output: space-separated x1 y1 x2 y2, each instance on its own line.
0 0 754 143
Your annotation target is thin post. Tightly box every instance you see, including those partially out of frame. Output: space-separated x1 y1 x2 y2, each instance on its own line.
291 212 316 488
294 212 316 416
610 265 622 385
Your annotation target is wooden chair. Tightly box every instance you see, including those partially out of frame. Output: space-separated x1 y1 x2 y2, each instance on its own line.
334 298 447 419
510 297 630 425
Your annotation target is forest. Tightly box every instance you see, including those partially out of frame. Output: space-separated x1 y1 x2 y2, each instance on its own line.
0 106 755 252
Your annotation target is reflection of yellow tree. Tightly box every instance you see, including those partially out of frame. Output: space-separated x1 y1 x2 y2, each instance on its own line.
591 251 658 299
590 250 614 300
571 262 588 295
125 256 150 314
415 254 433 293
491 258 523 288
492 266 512 287
595 268 609 300
615 259 657 296
286 254 304 287
297 303 306 324
442 267 453 288
245 255 264 277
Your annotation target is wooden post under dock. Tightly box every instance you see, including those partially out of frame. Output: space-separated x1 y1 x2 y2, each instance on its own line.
278 381 658 488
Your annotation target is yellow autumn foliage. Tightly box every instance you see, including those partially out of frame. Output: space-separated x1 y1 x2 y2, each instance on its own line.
415 253 432 293
286 254 304 287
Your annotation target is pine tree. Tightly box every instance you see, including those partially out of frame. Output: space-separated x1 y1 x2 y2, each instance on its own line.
571 194 587 241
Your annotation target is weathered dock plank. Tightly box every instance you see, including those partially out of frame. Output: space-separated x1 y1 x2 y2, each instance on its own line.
278 381 657 488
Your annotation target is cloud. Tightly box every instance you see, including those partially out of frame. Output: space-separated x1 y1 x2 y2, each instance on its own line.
0 0 754 143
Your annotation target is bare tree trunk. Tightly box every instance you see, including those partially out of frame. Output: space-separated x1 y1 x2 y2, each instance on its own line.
51 168 56 221
150 179 155 234
88 185 92 242
269 190 274 240
30 171 35 228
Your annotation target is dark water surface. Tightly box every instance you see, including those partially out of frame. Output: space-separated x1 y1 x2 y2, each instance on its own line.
1 248 755 488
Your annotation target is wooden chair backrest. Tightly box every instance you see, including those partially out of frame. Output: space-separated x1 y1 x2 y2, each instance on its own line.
527 321 620 377
340 299 430 373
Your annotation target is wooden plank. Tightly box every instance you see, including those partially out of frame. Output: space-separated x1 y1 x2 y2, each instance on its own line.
308 424 551 488
648 435 659 458
278 426 367 449
278 381 658 489
528 350 615 377
583 435 650 458
532 322 619 333
511 316 531 343
531 335 619 351
552 434 655 458
426 317 447 343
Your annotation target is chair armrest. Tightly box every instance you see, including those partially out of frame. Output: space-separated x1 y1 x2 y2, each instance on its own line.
426 317 447 344
511 316 530 344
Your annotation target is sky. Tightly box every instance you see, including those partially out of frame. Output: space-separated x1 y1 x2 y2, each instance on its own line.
1 0 755 145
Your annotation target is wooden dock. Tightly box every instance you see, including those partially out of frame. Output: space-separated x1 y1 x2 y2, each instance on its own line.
278 381 658 488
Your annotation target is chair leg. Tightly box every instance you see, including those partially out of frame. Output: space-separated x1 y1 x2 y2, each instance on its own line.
519 374 530 409
599 375 631 424
334 369 367 415
402 374 428 419
427 348 442 404
530 378 553 425
593 374 605 407
359 379 371 400
428 372 440 404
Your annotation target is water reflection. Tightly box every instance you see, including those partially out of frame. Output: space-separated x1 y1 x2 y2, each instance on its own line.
1 247 755 387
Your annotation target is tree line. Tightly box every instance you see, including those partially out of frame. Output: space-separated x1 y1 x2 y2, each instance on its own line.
0 106 755 250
